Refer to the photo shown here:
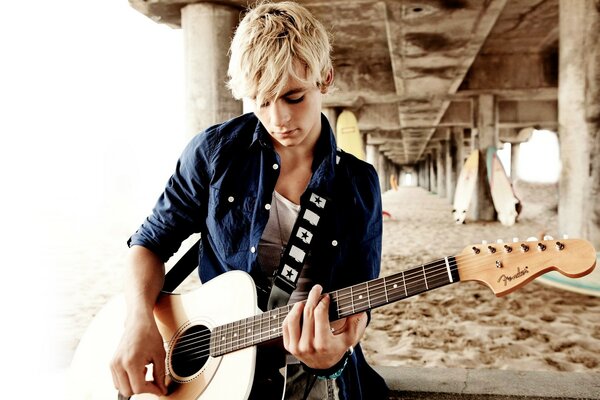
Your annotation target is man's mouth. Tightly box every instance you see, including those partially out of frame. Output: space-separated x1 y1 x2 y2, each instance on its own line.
274 129 297 136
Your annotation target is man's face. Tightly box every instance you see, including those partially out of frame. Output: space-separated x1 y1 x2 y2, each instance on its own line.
253 65 324 150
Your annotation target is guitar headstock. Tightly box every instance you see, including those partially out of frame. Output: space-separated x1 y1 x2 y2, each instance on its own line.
456 238 596 296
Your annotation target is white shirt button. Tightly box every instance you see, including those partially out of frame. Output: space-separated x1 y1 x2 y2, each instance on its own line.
228 196 234 203
272 164 279 170
265 203 271 210
331 240 338 247
250 246 256 253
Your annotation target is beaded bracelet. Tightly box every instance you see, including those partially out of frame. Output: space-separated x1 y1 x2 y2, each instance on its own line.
303 346 354 380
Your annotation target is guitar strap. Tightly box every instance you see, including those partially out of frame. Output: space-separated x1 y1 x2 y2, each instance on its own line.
266 191 331 310
266 150 341 309
162 237 200 293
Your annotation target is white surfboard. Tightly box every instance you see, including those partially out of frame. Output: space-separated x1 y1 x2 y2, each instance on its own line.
452 150 479 224
486 147 521 226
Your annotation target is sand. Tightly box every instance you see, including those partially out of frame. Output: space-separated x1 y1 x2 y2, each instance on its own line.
362 181 600 373
57 181 600 375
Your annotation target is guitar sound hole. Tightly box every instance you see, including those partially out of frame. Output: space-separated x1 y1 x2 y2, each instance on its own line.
171 324 211 378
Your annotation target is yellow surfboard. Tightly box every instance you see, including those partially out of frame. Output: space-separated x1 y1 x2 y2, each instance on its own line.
336 110 365 160
452 149 479 224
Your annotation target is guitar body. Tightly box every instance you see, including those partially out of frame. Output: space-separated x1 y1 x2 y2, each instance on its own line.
69 271 263 400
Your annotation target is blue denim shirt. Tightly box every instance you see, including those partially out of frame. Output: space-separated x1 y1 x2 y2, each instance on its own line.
129 113 388 399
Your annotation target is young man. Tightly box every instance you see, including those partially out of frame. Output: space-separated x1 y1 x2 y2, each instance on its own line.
111 2 388 399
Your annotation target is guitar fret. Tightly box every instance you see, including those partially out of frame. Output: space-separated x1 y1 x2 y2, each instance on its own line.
210 256 461 357
270 309 278 339
329 291 337 320
234 320 240 351
383 277 389 303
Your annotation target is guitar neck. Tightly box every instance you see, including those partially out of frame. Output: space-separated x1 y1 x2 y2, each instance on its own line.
210 256 460 357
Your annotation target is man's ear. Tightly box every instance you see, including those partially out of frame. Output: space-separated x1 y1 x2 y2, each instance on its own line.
320 69 334 93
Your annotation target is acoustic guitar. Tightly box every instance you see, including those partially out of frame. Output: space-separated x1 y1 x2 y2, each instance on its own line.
69 238 596 399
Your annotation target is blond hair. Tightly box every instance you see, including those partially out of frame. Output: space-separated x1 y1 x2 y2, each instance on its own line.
227 1 332 106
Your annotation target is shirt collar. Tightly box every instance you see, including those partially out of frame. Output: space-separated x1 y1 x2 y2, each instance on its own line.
249 113 338 194
249 115 274 150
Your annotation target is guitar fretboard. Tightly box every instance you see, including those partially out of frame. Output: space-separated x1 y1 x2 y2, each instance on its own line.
210 256 460 357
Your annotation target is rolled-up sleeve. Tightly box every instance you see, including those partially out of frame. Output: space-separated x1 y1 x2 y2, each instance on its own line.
128 132 211 262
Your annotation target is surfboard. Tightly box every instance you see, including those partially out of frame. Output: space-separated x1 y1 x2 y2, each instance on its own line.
486 147 522 226
537 252 600 297
336 110 365 160
452 149 479 224
390 174 399 191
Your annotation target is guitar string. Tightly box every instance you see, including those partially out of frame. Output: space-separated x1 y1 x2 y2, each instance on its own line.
170 240 545 351
170 264 468 363
166 244 557 357
165 247 552 361
168 255 466 350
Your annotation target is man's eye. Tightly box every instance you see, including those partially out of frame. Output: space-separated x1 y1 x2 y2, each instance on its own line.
286 96 304 104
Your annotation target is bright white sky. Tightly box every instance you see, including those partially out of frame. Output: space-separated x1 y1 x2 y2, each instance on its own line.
2 1 186 247
1 1 184 393
497 130 561 183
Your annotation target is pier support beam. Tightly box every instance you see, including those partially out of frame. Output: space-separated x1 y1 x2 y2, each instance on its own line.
424 156 431 192
470 94 497 221
437 141 448 198
447 139 455 202
510 142 520 180
429 151 437 194
182 3 241 138
450 127 465 204
558 0 600 249
378 150 387 192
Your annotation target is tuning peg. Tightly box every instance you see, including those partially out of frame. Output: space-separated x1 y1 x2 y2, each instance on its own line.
543 235 554 240
527 236 538 242
513 237 519 243
496 239 504 243
563 234 569 239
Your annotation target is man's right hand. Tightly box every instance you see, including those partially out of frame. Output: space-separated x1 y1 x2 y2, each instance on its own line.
110 313 168 397
110 245 169 397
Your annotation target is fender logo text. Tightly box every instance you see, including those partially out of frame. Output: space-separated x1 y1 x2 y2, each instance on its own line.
497 266 529 286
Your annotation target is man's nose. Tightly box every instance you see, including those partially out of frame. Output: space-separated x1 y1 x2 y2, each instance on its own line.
270 101 291 127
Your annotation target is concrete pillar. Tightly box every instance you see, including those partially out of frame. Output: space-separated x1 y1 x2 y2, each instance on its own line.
470 95 497 221
510 142 520 180
322 107 338 137
429 150 437 194
558 0 600 248
377 151 387 192
450 127 465 204
423 157 431 191
386 159 393 191
452 127 465 175
366 143 378 167
182 4 242 138
437 141 448 198
444 138 454 202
